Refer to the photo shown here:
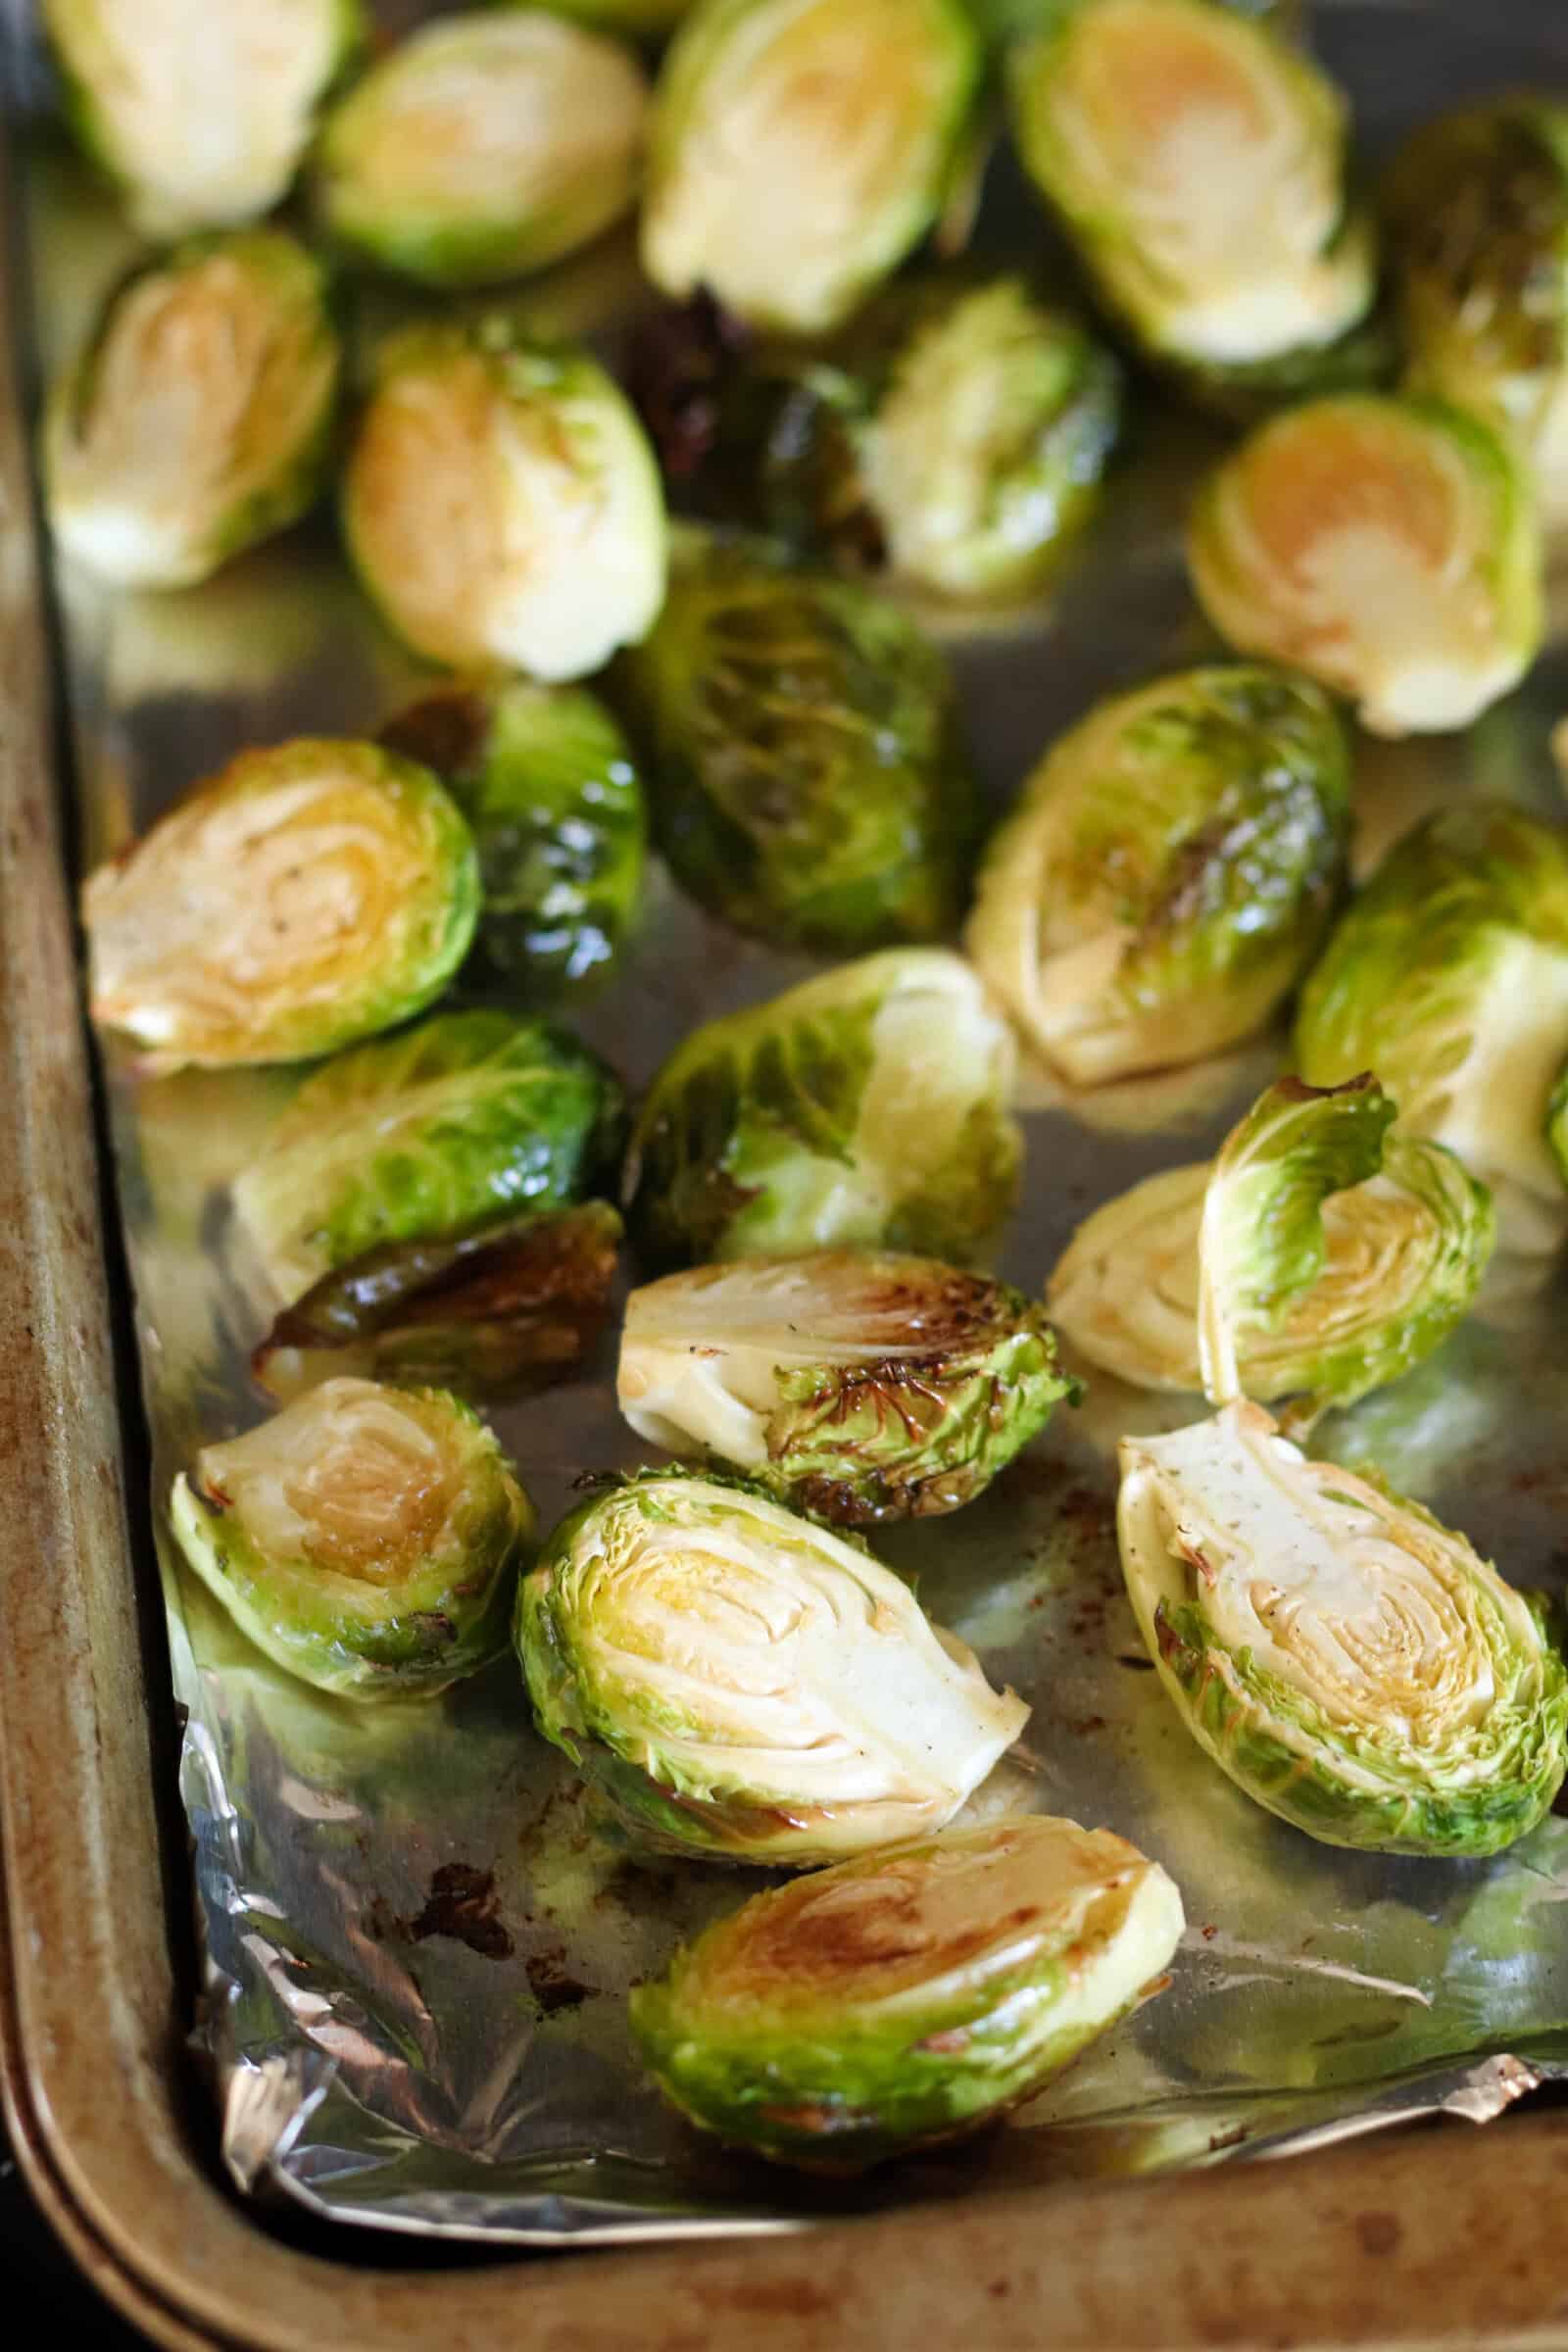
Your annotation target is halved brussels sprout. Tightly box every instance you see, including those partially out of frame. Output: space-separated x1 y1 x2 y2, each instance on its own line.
43 230 340 590
1049 1077 1494 1415
1296 805 1568 1254
381 681 646 998
630 1813 1183 2169
624 949 1022 1268
341 319 666 681
231 1007 624 1307
252 1201 622 1403
1382 101 1568 530
1188 394 1544 737
1007 0 1375 379
315 12 648 290
641 0 982 335
83 740 478 1073
514 1471 1028 1861
618 1250 1078 1522
171 1378 533 1697
43 0 363 236
616 531 976 952
964 665 1349 1087
1117 1399 1568 1854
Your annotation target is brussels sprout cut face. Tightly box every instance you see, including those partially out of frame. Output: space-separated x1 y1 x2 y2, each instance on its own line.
44 0 362 236
617 533 977 953
315 13 647 290
515 1472 1028 1861
624 949 1021 1268
1189 395 1544 736
642 0 982 335
618 1251 1078 1523
82 740 478 1073
965 665 1349 1087
1008 0 1374 370
1296 805 1568 1254
43 231 340 591
171 1378 533 1697
231 1007 623 1306
1117 1401 1568 1855
342 322 666 681
630 1814 1183 2169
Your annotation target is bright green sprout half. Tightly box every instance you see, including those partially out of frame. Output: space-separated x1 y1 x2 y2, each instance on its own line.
171 1377 533 1698
618 1250 1079 1524
82 738 478 1074
623 948 1022 1269
43 229 340 591
630 1812 1183 2169
641 0 982 335
514 1470 1028 1861
1117 1399 1568 1856
964 664 1349 1087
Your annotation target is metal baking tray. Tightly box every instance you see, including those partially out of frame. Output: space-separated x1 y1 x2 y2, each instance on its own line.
7 0 1568 2340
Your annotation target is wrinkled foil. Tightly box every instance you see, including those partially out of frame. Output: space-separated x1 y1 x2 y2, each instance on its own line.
17 0 1568 2250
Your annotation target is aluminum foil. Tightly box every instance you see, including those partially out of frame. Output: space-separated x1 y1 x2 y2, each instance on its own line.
18 0 1568 2250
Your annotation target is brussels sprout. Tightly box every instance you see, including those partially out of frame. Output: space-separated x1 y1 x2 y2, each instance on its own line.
1550 1061 1568 1196
341 318 666 681
964 665 1349 1088
1296 805 1568 1254
43 0 363 237
515 1471 1028 1860
531 0 692 25
1007 0 1376 384
641 0 982 336
1117 1399 1568 1855
83 740 478 1074
171 1378 533 1697
972 0 1300 42
252 1201 622 1403
618 1250 1078 1523
1382 101 1568 530
630 1813 1183 2169
624 949 1021 1269
381 681 646 997
315 13 647 291
616 532 976 952
42 230 340 591
231 1007 624 1307
1188 394 1544 738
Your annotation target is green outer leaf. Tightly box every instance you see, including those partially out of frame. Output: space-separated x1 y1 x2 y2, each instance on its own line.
1548 1056 1568 1192
519 0 693 30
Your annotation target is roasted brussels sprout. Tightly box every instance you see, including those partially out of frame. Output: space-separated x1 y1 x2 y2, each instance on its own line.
341 318 666 680
171 1377 533 1697
1296 805 1568 1254
83 740 478 1073
624 949 1022 1268
630 1813 1183 2169
964 666 1349 1087
515 1471 1028 1861
1007 0 1375 386
381 681 646 997
641 0 982 336
1188 394 1544 737
315 12 647 290
252 1201 622 1402
43 230 340 590
1382 100 1568 529
1117 1399 1568 1855
231 1007 624 1307
616 532 976 952
43 0 363 236
618 1250 1078 1522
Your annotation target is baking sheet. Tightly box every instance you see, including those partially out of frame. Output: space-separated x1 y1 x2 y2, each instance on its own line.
17 0 1568 2248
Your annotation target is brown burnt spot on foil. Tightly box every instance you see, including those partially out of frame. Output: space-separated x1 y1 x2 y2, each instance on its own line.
409 1863 514 1960
525 1947 594 2015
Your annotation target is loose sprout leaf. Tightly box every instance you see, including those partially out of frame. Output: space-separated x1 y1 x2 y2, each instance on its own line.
618 1250 1078 1523
1116 1400 1568 1856
630 1813 1184 2170
514 1470 1029 1862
